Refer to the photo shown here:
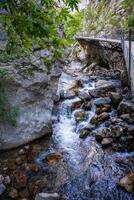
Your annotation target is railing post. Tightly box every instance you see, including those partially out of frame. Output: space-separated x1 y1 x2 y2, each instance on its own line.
129 28 132 78
121 30 125 52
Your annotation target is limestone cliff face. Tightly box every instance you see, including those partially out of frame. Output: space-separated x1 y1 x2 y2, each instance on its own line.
0 50 62 150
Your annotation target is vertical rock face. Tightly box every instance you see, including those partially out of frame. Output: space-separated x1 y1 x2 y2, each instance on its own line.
0 50 62 150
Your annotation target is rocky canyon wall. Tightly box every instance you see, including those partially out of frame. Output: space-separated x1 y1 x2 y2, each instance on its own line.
0 49 63 150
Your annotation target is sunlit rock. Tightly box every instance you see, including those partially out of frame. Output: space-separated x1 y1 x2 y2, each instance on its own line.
119 173 134 193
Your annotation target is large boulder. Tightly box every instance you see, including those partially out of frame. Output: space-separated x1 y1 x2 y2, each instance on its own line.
0 51 62 150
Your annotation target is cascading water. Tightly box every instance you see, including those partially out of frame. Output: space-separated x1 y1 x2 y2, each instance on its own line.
36 67 134 200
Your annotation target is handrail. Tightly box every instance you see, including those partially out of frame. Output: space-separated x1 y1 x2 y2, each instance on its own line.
121 29 133 79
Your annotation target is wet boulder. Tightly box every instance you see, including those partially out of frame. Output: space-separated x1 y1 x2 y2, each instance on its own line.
82 101 92 111
95 130 106 142
98 112 110 122
117 101 134 115
90 115 99 125
79 127 92 139
109 92 122 105
101 138 113 147
119 173 134 193
96 104 111 114
89 82 116 97
74 111 87 123
90 112 109 126
101 104 111 112
78 89 91 100
95 128 111 142
35 192 60 200
93 97 111 106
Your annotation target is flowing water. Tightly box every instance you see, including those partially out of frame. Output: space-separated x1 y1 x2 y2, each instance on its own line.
36 67 134 200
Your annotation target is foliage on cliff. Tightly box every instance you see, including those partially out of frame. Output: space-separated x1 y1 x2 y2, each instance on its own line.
0 0 80 56
82 0 134 36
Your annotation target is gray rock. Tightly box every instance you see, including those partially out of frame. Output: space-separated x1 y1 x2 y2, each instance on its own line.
35 192 59 200
0 54 62 150
93 97 111 106
0 184 6 195
117 101 134 115
109 92 122 104
78 89 91 100
98 112 110 121
65 90 76 99
89 81 116 97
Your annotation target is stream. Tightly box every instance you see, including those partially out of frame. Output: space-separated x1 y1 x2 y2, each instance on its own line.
35 61 134 200
0 60 134 200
